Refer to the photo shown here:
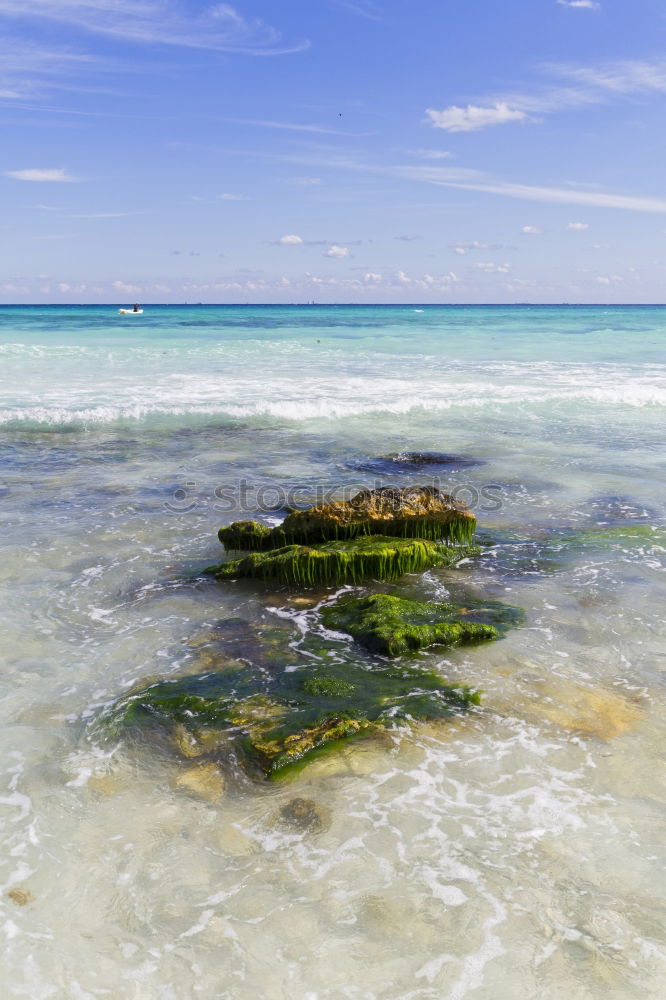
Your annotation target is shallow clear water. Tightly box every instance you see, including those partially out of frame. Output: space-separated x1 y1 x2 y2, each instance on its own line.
1 304 664 998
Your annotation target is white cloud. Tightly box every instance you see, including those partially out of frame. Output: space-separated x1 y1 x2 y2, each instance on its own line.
278 234 304 245
394 234 422 242
409 149 454 160
567 221 589 230
391 270 459 289
557 1 600 9
218 193 250 201
6 167 78 182
425 102 528 133
112 279 142 294
452 241 491 255
0 2 308 56
521 225 544 235
324 245 351 259
421 56 666 140
596 274 623 285
474 262 511 273
363 272 382 282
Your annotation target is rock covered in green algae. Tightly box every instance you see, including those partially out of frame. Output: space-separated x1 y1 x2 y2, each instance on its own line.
207 535 477 588
322 593 520 657
218 485 476 552
217 520 273 552
98 632 480 779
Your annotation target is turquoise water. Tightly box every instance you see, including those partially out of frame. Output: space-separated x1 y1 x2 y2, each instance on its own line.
1 305 664 998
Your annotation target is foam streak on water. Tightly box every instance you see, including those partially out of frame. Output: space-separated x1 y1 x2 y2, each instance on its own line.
0 305 665 998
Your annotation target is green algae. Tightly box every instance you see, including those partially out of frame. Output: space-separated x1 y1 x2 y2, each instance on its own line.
244 713 372 776
560 523 665 547
301 675 356 697
207 535 479 587
322 593 522 657
218 520 274 551
99 627 480 779
218 486 477 552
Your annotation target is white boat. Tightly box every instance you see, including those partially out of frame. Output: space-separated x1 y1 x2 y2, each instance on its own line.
119 307 143 315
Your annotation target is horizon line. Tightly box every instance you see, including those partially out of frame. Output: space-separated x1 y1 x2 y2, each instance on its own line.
2 302 666 308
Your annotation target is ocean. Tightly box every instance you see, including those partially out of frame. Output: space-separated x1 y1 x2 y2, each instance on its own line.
0 304 664 999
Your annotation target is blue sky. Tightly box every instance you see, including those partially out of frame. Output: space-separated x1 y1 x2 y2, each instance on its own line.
2 0 666 303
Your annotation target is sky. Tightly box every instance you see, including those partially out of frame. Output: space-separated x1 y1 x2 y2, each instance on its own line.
2 0 666 303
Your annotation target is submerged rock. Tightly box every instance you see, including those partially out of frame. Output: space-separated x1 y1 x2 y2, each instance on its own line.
276 796 330 833
322 593 506 657
526 682 643 740
99 633 480 779
388 451 484 468
207 535 476 588
218 485 476 551
345 453 485 476
174 762 226 802
7 888 34 907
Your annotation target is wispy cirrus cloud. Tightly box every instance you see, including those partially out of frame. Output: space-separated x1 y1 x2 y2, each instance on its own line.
260 147 666 216
395 164 666 213
6 167 79 181
0 39 106 101
255 145 666 216
333 0 385 22
0 2 308 55
222 117 375 137
409 149 454 160
66 211 141 218
288 176 322 186
557 1 600 10
35 204 140 217
425 57 666 132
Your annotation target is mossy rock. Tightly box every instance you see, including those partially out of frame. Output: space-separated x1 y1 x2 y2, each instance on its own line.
218 520 273 551
322 593 521 657
207 535 478 587
218 485 476 551
98 634 480 779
